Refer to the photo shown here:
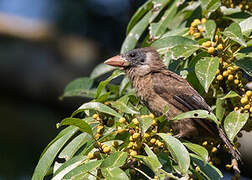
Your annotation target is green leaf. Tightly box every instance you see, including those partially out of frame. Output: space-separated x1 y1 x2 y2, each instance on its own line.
126 0 152 34
96 70 124 98
119 77 130 96
223 23 246 47
170 45 199 59
173 110 219 125
204 20 216 40
201 0 221 16
234 57 252 76
183 142 208 164
161 27 189 38
101 167 129 180
224 111 249 142
239 16 252 34
220 6 241 15
63 160 102 179
32 127 78 180
216 97 226 121
149 0 178 40
62 77 94 98
195 56 219 93
158 133 190 174
110 100 139 114
220 91 240 99
143 144 162 173
59 118 93 136
190 153 223 180
52 155 88 180
100 152 128 168
58 133 91 161
138 116 153 133
152 36 197 54
90 63 116 79
121 11 152 53
76 102 122 118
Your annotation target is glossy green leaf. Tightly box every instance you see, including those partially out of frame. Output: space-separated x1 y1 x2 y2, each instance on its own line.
195 56 219 93
216 97 226 121
190 153 223 180
152 36 197 54
220 6 241 15
62 77 94 98
77 102 122 118
223 23 246 47
173 110 219 125
110 100 139 114
158 133 190 174
90 63 116 79
138 116 153 133
201 0 221 16
58 133 90 161
161 27 189 38
220 91 240 99
119 77 130 96
96 70 124 98
32 127 78 180
170 45 199 59
126 0 152 34
59 118 93 136
63 160 102 179
234 57 252 76
224 111 249 142
204 20 216 40
100 152 128 168
150 0 172 22
101 167 129 180
239 16 252 34
183 142 208 164
149 0 178 40
121 11 152 53
52 155 88 180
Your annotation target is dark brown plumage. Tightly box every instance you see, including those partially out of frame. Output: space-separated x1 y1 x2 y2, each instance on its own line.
104 47 241 162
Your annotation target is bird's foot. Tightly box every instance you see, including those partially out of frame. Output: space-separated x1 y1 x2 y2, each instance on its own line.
231 158 240 174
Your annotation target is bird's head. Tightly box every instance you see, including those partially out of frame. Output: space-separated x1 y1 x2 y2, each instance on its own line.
104 47 163 76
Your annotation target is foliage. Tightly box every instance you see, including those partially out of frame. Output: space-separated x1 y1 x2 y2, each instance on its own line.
33 0 252 179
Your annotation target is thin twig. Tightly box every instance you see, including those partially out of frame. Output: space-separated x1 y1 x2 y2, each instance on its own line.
134 167 152 180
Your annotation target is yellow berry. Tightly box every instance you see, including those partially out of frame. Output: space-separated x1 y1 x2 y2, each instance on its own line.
119 117 126 123
223 71 229 77
144 133 150 138
217 44 224 50
216 69 220 74
234 107 239 111
132 118 139 125
95 134 101 139
202 41 212 47
228 74 234 81
233 66 239 70
250 107 252 113
102 144 107 149
246 90 252 97
225 164 233 169
195 166 200 172
193 33 201 39
103 147 111 153
130 150 137 156
150 138 156 144
133 133 140 139
202 141 208 146
234 79 239 84
208 47 215 54
149 113 155 118
217 75 223 81
244 104 251 109
92 114 99 119
157 141 163 147
88 152 95 159
152 119 157 126
191 19 201 27
209 161 213 165
128 142 133 148
211 147 218 153
201 18 207 24
199 27 205 32
129 136 134 142
104 101 110 105
241 96 248 104
117 127 125 133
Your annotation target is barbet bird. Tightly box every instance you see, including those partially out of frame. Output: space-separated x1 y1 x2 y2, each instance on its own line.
104 47 241 162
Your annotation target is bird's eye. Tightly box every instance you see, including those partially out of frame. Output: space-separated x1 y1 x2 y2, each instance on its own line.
140 59 145 63
129 52 136 58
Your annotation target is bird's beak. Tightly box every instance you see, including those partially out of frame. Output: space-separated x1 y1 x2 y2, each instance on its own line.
104 55 130 67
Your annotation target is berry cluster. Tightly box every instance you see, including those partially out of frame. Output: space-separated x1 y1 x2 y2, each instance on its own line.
222 0 252 13
189 18 207 39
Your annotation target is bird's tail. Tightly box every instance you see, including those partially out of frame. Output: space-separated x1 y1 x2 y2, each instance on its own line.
218 127 241 162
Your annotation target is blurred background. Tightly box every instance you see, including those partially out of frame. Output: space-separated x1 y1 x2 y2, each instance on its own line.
0 0 145 179
0 1 251 180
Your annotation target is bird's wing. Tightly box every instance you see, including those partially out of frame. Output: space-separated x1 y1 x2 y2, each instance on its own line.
152 70 211 112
